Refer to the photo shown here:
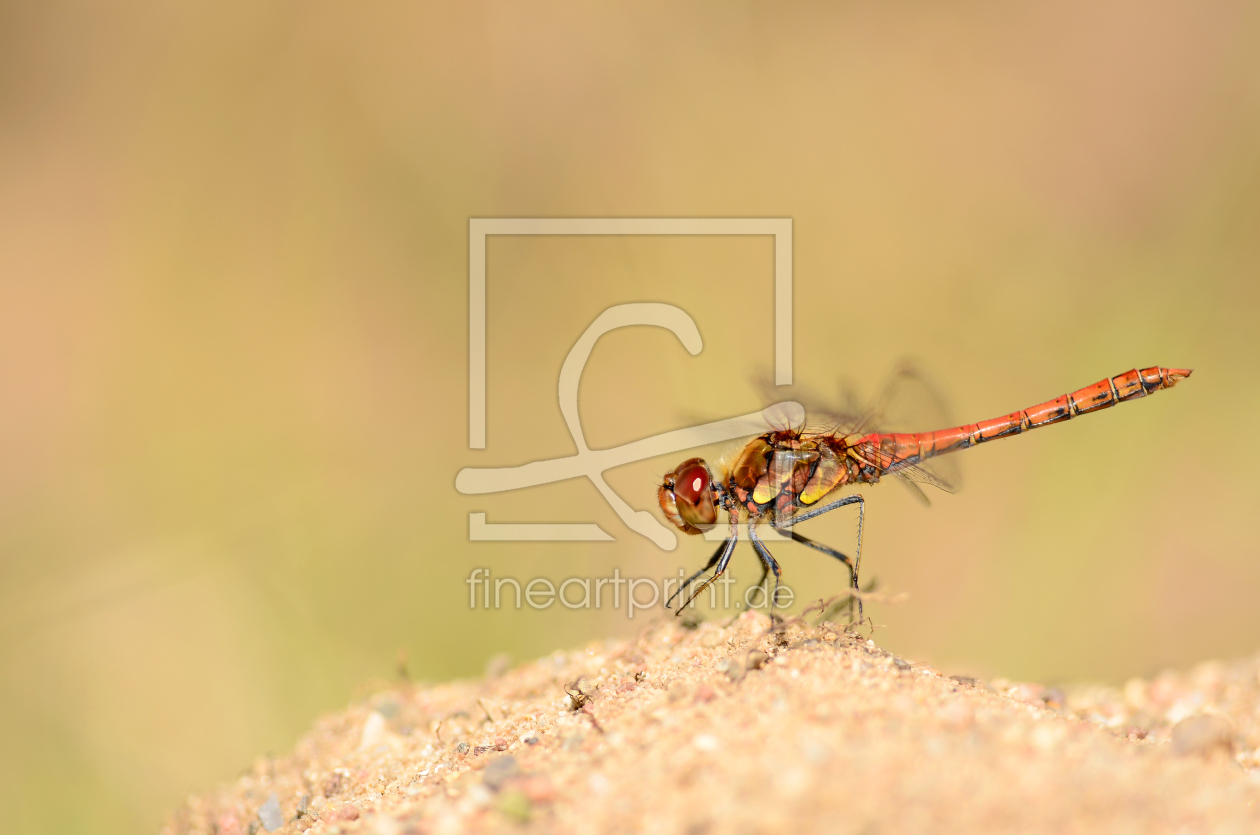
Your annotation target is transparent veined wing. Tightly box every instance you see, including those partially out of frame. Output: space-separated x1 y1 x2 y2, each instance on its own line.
755 359 962 504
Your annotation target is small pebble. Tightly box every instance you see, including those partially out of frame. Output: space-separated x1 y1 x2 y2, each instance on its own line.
693 734 720 752
373 697 400 720
455 742 470 755
256 794 283 832
467 783 494 808
483 755 522 790
1008 683 1045 704
700 631 724 648
941 699 974 728
359 711 387 750
497 789 532 822
518 774 556 803
1030 722 1064 752
802 739 830 764
485 653 512 679
1170 714 1235 758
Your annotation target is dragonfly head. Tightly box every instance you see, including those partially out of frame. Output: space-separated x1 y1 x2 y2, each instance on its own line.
659 457 718 535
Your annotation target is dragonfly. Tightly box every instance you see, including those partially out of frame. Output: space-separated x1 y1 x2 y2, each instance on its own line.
658 365 1192 620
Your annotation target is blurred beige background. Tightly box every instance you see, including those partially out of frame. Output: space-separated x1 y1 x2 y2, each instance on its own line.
2 0 1258 831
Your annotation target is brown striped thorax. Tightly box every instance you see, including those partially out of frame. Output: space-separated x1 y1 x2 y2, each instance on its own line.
657 366 1193 535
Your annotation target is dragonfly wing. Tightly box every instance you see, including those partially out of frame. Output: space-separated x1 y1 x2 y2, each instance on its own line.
897 477 933 507
759 360 963 494
890 459 958 494
857 361 962 493
752 371 864 435
847 437 959 495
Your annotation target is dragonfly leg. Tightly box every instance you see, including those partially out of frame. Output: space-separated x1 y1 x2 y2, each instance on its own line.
783 493 864 525
775 494 865 622
673 535 738 614
666 537 731 611
751 563 771 610
746 523 783 612
780 529 861 622
739 554 772 612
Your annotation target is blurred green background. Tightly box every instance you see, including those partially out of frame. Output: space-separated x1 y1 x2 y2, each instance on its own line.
2 0 1258 831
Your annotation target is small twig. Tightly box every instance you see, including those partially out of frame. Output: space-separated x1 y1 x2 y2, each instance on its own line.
729 589 904 672
581 703 605 734
565 678 593 710
477 699 495 724
396 648 410 681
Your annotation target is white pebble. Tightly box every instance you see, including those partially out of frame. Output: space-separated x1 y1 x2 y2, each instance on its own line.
359 711 387 750
693 734 720 752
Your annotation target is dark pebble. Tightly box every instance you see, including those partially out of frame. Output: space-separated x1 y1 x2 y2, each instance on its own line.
483 755 522 791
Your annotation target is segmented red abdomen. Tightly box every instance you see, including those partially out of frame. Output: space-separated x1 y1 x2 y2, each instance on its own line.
860 366 1191 476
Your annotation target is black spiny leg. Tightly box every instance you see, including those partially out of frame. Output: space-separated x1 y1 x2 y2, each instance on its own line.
672 535 738 614
749 562 771 610
746 524 783 614
780 529 861 622
774 494 866 622
666 537 729 612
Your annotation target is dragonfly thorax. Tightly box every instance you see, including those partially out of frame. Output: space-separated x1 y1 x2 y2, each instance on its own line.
657 431 870 536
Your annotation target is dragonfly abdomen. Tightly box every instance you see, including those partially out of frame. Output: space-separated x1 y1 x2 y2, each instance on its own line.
872 366 1191 471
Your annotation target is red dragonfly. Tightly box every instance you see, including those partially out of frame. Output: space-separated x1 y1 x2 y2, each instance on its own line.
658 366 1192 619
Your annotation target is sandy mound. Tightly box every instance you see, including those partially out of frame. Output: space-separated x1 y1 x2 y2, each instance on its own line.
163 608 1260 834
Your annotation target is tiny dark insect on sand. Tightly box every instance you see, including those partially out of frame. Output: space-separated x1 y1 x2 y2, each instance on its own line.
658 366 1191 620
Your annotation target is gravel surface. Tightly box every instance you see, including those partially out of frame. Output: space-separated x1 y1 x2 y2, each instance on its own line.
163 609 1260 834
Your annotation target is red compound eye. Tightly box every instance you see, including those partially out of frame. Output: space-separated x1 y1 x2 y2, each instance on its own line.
675 462 709 505
665 457 716 532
